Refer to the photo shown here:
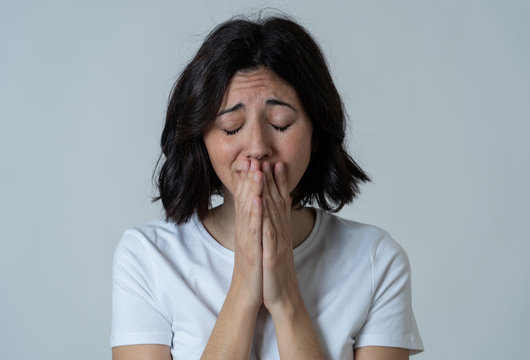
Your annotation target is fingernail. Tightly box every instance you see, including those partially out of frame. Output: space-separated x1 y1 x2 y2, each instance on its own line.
277 162 285 173
253 172 260 183
250 160 258 171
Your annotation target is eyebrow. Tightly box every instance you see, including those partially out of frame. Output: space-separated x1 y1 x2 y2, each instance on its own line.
217 103 244 116
266 99 297 112
217 98 297 116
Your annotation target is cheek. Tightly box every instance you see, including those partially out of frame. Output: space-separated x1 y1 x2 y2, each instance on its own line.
205 138 238 183
208 149 229 174
283 136 312 190
287 156 311 190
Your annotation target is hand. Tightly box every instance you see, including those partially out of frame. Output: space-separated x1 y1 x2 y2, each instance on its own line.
229 159 264 309
206 160 323 359
260 161 304 313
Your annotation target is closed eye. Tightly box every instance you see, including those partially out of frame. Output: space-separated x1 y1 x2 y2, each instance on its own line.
223 126 242 136
272 124 290 132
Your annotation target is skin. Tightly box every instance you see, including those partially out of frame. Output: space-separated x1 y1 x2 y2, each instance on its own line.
111 345 409 360
112 68 410 360
201 67 321 359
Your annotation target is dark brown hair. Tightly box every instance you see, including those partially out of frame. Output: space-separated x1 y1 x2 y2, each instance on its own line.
154 15 370 224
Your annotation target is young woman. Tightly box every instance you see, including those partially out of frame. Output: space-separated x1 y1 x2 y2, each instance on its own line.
111 16 423 360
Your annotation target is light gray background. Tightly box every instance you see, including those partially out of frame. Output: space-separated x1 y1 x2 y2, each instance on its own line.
1 0 529 359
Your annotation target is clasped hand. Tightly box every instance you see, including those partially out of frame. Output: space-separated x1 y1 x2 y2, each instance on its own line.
231 159 302 315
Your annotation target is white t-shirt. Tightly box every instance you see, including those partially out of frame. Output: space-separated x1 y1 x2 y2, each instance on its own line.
111 208 424 359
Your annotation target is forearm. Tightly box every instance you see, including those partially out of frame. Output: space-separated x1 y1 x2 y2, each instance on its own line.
270 298 326 360
201 288 259 360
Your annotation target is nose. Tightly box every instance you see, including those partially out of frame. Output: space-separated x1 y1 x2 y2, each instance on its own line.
244 122 272 160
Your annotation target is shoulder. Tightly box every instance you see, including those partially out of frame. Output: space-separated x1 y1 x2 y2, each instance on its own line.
315 209 404 261
112 217 204 279
115 217 200 256
114 220 172 261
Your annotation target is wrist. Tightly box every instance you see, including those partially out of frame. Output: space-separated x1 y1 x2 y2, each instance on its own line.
226 281 262 313
269 296 326 359
267 292 305 321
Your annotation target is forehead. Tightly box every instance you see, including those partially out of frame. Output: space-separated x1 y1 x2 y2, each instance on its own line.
222 67 298 102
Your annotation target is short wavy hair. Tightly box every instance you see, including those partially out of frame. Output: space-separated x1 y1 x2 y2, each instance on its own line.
154 15 370 224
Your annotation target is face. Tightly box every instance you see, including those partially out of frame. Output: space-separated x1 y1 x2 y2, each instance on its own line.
203 67 313 198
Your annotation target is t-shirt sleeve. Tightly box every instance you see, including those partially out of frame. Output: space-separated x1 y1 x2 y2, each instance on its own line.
354 234 424 354
110 230 173 348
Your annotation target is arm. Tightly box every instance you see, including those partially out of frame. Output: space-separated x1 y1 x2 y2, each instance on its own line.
112 163 262 360
269 300 326 359
112 344 171 360
204 159 326 358
201 160 264 359
354 346 409 360
261 161 326 359
200 290 260 359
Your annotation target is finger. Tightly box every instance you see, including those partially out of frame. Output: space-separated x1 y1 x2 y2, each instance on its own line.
250 158 259 171
235 176 263 256
235 160 261 204
273 162 290 203
234 160 250 199
261 197 276 253
261 187 284 248
250 195 263 243
261 161 271 196
242 159 250 173
234 169 262 226
252 168 264 197
238 159 249 181
248 159 263 197
262 161 284 213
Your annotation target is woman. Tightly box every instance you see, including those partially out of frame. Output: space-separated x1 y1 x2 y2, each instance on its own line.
111 16 424 359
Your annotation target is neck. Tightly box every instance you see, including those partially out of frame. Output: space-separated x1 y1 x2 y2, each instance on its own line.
202 194 314 251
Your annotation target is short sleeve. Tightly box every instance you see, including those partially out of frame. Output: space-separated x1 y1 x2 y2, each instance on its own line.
354 234 424 354
110 230 173 348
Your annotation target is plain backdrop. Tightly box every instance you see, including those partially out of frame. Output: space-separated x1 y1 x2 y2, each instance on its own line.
1 0 529 359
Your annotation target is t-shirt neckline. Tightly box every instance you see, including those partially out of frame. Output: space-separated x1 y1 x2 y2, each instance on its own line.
192 207 323 259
